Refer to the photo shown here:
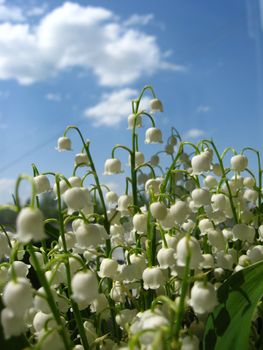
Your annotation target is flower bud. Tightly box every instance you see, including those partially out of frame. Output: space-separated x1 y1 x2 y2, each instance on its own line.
204 175 217 188
56 136 71 151
150 202 167 220
16 207 45 243
211 194 226 211
231 154 248 172
117 195 133 215
243 189 258 204
169 135 177 146
0 232 11 259
33 175 51 194
116 309 137 329
181 335 199 350
150 98 163 112
145 127 163 144
207 229 226 250
150 154 160 167
104 158 123 175
165 144 174 155
243 176 255 188
142 266 164 290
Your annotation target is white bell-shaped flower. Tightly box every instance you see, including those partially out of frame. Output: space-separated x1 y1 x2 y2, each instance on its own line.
90 294 109 317
176 236 203 269
170 201 189 224
3 277 33 316
198 219 213 236
142 266 164 290
145 178 163 194
150 98 163 112
189 281 218 314
128 152 145 167
128 113 142 129
16 207 45 243
56 136 71 151
211 194 227 211
129 253 147 279
104 158 123 175
75 223 104 249
133 212 148 234
53 179 69 197
74 153 89 167
145 127 163 144
150 202 167 220
243 176 255 188
1 308 26 339
68 176 82 187
191 188 211 207
117 195 133 215
181 335 199 350
232 223 255 242
71 270 99 309
34 287 57 314
204 175 218 189
63 187 86 211
231 154 248 172
160 209 176 230
110 281 125 302
216 251 234 270
191 152 211 175
200 254 214 269
33 311 56 333
98 258 118 279
106 191 119 204
116 309 137 329
33 175 51 194
207 228 226 250
243 189 258 204
247 245 263 263
8 261 29 278
157 247 176 269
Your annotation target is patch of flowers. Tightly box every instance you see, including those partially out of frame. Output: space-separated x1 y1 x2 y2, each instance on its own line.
0 85 263 349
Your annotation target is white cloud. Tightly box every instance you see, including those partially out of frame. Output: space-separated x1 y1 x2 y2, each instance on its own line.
0 0 24 22
84 88 150 127
27 4 48 17
124 14 154 26
45 93 61 102
196 105 211 113
184 128 205 140
0 2 184 86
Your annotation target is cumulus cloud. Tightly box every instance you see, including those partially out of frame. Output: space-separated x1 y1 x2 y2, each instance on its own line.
84 88 150 127
0 0 24 22
196 105 211 113
184 128 205 140
124 14 154 26
0 2 184 86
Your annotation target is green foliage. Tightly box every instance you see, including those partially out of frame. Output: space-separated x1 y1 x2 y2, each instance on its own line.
204 261 263 350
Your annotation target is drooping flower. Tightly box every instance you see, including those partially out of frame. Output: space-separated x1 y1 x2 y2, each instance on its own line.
16 207 46 243
56 136 71 151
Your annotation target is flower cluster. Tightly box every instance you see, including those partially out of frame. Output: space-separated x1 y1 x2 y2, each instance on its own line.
0 85 262 349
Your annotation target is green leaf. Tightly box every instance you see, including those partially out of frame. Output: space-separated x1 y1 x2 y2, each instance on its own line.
203 261 263 350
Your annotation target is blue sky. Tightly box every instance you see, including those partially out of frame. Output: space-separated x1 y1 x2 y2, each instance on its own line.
0 0 263 203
